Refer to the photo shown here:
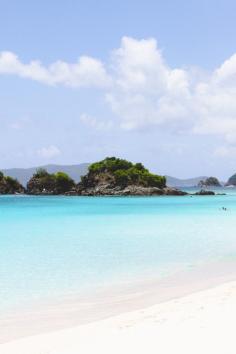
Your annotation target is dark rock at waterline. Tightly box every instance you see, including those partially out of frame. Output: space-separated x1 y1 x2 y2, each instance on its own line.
77 184 187 196
194 189 215 195
163 187 187 196
64 189 78 196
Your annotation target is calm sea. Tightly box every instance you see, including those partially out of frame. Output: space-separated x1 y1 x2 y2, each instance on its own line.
1 189 236 312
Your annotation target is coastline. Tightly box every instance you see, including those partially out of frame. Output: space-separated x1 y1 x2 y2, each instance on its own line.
1 278 236 354
1 258 236 346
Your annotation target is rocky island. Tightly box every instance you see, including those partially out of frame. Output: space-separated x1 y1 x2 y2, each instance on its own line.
0 171 24 194
27 168 76 195
1 158 219 196
198 177 221 188
194 189 215 195
226 173 236 187
77 157 187 196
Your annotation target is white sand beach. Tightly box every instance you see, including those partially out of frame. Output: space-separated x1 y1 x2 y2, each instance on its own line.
1 280 236 354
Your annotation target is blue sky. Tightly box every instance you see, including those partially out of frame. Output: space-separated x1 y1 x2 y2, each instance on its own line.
1 0 236 179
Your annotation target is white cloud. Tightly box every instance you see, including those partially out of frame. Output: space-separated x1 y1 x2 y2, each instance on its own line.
2 37 236 148
104 37 236 145
37 145 61 159
0 51 111 88
106 37 191 130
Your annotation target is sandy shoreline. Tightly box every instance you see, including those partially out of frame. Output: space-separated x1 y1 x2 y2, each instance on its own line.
1 279 236 354
1 259 236 353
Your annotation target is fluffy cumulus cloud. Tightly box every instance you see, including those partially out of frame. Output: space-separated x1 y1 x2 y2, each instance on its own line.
2 36 236 147
105 37 236 139
0 51 111 88
37 145 61 159
105 37 193 130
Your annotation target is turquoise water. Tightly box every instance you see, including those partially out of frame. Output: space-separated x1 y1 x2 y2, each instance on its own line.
1 191 236 312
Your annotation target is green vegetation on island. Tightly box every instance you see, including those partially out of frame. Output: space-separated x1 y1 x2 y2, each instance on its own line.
0 171 25 194
1 157 219 196
26 168 76 194
76 157 184 195
87 157 166 188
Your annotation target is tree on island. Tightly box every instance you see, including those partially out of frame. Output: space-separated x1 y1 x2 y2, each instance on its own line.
0 171 24 194
54 172 75 193
80 157 166 189
27 168 76 194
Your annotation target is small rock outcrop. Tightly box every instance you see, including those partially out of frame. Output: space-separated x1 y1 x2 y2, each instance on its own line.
77 157 187 196
198 177 221 188
27 169 76 195
195 189 215 196
0 171 25 194
226 173 236 186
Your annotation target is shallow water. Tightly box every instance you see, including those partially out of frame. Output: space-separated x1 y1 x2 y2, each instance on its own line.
1 190 236 312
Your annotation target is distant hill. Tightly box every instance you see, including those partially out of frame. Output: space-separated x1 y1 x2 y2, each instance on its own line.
165 175 209 187
1 164 90 186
